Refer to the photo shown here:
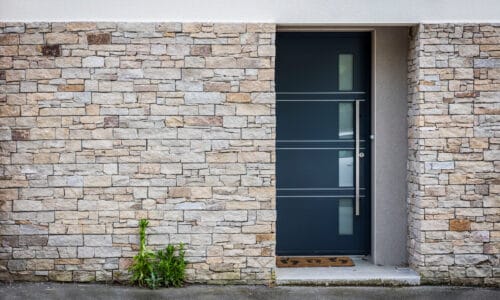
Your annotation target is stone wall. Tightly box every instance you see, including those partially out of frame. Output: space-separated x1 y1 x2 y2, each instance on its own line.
0 22 276 283
1 21 499 286
408 24 500 286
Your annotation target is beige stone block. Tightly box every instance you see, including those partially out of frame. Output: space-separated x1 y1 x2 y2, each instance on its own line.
0 105 20 117
20 34 44 45
55 57 82 68
6 70 25 82
207 152 237 163
258 69 274 81
169 187 191 198
182 23 202 33
26 69 61 80
226 201 260 210
242 24 273 33
249 187 274 199
206 57 237 68
19 45 41 56
34 153 59 164
236 104 269 115
0 45 18 56
484 150 500 161
84 176 111 187
258 45 275 56
190 45 211 56
46 33 79 44
237 58 270 68
449 103 472 114
455 68 474 79
73 271 96 282
0 34 19 45
420 220 449 231
469 138 488 149
65 22 97 31
30 128 55 139
49 271 73 282
0 56 12 69
449 173 467 184
213 24 246 33
483 243 500 254
184 56 205 68
212 45 242 55
458 45 480 57
166 44 190 57
438 127 466 138
227 93 251 103
238 152 270 163
165 116 184 127
191 187 212 199
58 84 84 92
240 80 270 92
242 225 270 233
82 56 104 68
204 82 231 92
487 68 500 79
184 116 222 126
456 161 494 172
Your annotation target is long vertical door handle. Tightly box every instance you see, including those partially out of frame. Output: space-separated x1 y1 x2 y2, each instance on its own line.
355 100 360 216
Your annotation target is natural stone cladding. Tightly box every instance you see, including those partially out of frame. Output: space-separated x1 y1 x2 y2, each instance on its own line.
408 24 500 286
1 21 499 286
0 22 276 284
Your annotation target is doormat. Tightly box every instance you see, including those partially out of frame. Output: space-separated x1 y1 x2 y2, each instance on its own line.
276 256 354 267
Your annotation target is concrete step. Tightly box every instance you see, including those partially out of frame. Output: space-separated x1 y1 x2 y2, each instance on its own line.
275 258 420 286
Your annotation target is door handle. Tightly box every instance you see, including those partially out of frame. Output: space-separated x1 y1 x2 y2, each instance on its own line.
355 100 360 216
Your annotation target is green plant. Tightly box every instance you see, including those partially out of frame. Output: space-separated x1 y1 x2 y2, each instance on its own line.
129 219 154 287
129 219 186 289
156 243 186 287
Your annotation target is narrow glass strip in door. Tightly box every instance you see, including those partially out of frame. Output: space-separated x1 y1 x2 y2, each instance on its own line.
339 54 354 91
338 102 353 139
339 199 353 235
338 150 354 187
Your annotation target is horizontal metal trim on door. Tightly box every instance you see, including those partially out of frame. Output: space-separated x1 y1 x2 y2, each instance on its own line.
277 195 367 198
277 147 367 150
277 187 366 190
277 139 366 142
277 99 367 102
276 91 366 95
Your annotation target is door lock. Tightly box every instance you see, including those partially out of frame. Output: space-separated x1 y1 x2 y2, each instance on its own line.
359 152 365 158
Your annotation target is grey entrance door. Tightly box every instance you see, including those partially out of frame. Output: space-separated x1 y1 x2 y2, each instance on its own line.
276 32 371 255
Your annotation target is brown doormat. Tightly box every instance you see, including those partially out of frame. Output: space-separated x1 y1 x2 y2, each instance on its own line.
276 256 354 268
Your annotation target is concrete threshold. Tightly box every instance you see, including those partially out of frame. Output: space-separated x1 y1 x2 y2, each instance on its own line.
275 257 420 286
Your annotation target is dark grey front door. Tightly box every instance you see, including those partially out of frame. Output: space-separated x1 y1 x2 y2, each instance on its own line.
276 32 371 255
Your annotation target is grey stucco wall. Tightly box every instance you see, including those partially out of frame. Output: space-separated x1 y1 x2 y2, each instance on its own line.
372 28 409 266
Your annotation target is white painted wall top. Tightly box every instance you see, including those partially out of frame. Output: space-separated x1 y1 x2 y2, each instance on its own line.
1 0 500 23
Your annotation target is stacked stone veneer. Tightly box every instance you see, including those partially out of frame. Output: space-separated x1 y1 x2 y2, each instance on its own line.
1 21 499 286
0 22 276 283
408 24 500 286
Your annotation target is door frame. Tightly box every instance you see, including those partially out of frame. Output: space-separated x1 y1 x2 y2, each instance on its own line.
275 26 377 260
275 26 410 265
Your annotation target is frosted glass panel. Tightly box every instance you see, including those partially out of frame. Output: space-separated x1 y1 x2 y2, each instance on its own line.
339 199 353 235
338 150 354 187
338 102 353 139
339 54 353 91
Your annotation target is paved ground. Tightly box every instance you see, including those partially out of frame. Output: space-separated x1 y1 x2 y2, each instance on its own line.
0 283 499 300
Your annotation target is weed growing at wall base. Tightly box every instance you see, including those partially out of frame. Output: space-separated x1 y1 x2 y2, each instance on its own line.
129 219 186 289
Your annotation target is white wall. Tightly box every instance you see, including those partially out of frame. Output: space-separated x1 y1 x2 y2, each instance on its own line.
1 0 500 23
